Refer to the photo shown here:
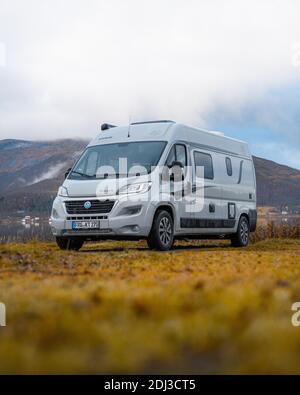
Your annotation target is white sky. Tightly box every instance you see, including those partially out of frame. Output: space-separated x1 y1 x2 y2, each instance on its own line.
1 0 300 166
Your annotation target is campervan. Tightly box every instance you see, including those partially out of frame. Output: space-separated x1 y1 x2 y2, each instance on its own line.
50 121 257 251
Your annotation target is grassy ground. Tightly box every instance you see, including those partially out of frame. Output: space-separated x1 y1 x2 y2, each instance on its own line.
1 239 300 374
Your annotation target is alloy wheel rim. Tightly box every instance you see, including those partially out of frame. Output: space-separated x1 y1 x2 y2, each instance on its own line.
240 220 249 244
159 217 172 246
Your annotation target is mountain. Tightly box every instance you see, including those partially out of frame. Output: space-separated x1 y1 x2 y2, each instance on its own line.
0 139 87 194
253 156 300 208
0 139 87 216
0 138 300 216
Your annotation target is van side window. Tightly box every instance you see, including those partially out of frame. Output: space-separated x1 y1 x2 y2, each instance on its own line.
166 146 176 167
166 144 187 167
226 157 233 176
194 151 214 180
175 145 187 167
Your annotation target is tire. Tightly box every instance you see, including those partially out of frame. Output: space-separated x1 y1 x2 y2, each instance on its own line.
56 237 84 251
231 216 250 247
147 210 174 251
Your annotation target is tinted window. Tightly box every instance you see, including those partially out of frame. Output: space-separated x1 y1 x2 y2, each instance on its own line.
194 151 214 180
166 146 176 167
226 157 233 176
166 144 187 167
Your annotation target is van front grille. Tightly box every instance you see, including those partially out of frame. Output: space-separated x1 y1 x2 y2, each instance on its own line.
66 216 108 220
65 200 115 215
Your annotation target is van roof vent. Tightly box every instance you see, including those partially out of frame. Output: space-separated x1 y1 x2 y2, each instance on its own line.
101 123 117 131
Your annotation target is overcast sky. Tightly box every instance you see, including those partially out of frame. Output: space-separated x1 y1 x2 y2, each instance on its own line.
1 0 300 167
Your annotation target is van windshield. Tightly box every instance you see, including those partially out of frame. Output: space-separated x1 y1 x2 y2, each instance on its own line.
68 141 167 180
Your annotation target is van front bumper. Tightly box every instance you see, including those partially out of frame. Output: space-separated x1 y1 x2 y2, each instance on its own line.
50 196 155 238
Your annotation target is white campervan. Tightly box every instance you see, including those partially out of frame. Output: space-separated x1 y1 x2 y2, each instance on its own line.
50 121 257 251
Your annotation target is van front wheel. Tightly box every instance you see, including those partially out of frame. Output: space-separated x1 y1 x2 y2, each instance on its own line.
56 237 84 251
147 210 174 251
231 216 250 247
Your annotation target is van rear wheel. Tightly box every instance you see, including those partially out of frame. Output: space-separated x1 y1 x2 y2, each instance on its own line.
147 210 174 251
56 237 84 251
231 216 250 247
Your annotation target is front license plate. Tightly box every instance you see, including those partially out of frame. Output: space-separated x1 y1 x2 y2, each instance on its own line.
72 220 100 230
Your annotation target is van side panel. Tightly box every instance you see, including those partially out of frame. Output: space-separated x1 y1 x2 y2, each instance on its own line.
186 148 222 234
220 155 256 233
177 139 256 236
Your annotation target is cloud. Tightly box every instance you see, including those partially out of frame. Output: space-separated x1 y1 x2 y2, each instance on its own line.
206 82 300 145
28 162 66 185
0 0 300 154
0 42 6 67
253 142 300 170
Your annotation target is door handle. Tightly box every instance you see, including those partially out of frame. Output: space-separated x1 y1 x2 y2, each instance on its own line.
209 203 215 213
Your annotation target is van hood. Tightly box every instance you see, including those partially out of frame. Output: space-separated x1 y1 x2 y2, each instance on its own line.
62 175 150 198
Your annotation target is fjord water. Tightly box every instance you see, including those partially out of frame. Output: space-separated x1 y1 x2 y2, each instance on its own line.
0 214 299 243
0 218 53 243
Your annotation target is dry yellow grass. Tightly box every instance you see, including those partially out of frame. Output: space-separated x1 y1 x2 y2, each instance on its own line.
252 222 300 242
1 239 300 374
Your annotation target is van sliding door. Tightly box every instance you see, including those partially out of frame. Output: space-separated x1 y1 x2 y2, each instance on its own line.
185 149 221 234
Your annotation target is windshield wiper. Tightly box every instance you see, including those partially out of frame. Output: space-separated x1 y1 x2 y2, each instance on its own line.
96 173 128 179
71 171 148 179
70 171 95 178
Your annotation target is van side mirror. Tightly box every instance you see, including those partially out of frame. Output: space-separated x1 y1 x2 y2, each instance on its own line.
65 168 72 179
170 161 184 181
170 161 184 169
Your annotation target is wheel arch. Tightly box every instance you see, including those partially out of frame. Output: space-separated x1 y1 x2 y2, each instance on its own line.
150 203 176 231
240 212 250 223
239 209 257 232
153 204 175 221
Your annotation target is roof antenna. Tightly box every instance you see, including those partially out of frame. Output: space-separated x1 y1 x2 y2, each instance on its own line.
127 116 131 138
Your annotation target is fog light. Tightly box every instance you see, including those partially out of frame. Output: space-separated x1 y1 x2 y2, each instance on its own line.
120 225 140 233
118 205 142 216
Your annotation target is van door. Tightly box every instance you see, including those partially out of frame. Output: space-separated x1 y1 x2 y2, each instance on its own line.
162 143 193 233
219 155 237 230
189 149 221 233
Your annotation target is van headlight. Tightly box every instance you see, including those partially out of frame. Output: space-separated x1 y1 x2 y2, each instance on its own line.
118 182 152 195
58 186 69 197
